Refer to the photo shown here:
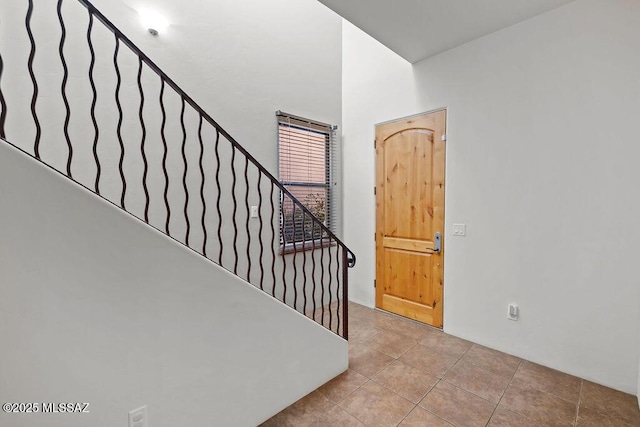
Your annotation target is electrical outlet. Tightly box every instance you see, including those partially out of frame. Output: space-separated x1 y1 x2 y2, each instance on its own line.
129 406 147 427
507 304 519 321
250 206 258 218
453 223 466 236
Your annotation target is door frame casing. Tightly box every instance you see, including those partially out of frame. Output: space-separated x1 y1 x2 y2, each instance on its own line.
374 107 448 327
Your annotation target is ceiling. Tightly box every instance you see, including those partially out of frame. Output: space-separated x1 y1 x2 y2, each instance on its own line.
318 0 576 63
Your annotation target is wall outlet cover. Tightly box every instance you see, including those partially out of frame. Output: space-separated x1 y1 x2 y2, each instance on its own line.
129 405 147 427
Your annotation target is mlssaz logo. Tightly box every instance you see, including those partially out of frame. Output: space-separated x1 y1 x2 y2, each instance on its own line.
42 403 90 413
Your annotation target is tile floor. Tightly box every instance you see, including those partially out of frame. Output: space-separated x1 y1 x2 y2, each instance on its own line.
262 302 640 427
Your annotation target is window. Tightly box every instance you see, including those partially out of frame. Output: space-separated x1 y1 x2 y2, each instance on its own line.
277 111 336 248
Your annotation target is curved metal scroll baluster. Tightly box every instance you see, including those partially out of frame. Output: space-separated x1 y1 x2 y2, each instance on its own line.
198 114 207 257
270 184 277 297
244 157 251 282
58 0 73 178
114 36 126 209
230 144 238 274
328 237 333 330
26 0 41 159
138 57 149 223
0 52 6 140
180 98 190 245
292 203 298 311
88 11 100 191
160 79 170 234
214 129 223 265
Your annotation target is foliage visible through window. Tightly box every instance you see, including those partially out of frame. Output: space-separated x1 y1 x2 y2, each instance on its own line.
278 112 335 246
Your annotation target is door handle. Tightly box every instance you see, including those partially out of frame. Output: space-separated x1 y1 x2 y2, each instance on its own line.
426 232 441 253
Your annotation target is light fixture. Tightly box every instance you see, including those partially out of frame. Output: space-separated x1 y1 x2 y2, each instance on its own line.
138 9 169 36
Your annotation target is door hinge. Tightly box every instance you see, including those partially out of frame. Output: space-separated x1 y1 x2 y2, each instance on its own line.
374 279 376 288
441 134 447 141
374 186 377 195
374 139 376 149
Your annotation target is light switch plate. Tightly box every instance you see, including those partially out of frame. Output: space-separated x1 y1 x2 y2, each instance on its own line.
453 223 466 236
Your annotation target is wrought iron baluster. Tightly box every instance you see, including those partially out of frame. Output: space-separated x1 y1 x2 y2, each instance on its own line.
198 114 207 256
58 0 72 178
0 52 6 140
214 130 223 265
230 144 238 274
160 80 170 234
328 236 333 331
114 36 126 209
88 11 100 192
257 173 265 290
311 219 317 321
320 233 325 326
26 0 41 159
270 183 277 297
180 98 189 245
335 242 341 335
281 192 287 305
292 203 298 311
244 157 251 282
137 58 149 223
302 212 307 315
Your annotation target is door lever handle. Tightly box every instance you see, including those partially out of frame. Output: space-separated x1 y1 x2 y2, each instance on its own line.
426 232 442 253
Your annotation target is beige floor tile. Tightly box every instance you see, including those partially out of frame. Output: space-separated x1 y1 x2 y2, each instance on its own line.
348 319 382 344
419 381 496 427
260 406 314 427
443 359 511 403
317 369 368 403
349 344 394 378
500 377 577 426
399 406 453 426
580 381 640 425
576 405 635 427
376 313 434 342
398 344 461 378
419 331 473 357
461 344 521 378
313 405 365 426
290 389 335 414
488 406 541 427
362 330 417 358
512 360 582 403
261 390 334 426
373 359 440 404
339 381 415 427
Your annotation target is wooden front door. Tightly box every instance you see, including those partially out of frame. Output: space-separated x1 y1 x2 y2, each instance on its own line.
375 110 446 328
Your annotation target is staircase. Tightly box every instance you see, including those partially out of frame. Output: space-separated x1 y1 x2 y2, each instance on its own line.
0 0 355 337
0 0 354 425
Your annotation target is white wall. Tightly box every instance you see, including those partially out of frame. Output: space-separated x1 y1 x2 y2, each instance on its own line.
0 140 347 427
342 0 640 394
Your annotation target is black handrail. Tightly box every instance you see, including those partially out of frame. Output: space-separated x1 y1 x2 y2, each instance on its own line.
0 0 355 339
77 0 355 264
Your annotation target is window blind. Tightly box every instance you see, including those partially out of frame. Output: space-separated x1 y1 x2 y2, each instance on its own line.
277 111 337 244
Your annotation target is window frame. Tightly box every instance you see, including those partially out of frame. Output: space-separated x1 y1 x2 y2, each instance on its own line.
276 111 336 253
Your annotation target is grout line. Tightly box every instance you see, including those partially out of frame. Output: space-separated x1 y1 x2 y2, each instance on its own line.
574 380 583 427
484 359 523 426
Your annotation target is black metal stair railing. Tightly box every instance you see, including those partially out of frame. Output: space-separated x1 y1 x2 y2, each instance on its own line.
0 0 355 339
